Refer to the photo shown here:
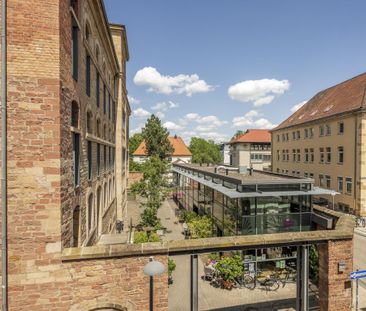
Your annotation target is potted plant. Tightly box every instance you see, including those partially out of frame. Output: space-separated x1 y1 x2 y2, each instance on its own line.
215 255 243 290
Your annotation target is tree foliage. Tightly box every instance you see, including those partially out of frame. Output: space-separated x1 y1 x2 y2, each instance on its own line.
231 130 244 141
215 255 243 282
128 133 144 157
133 231 160 243
131 115 172 227
188 215 213 239
141 115 173 160
189 137 223 165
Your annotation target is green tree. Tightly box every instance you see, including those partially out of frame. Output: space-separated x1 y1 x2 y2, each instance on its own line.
188 215 213 239
141 115 173 160
128 132 144 157
189 137 223 165
131 115 172 227
231 130 244 141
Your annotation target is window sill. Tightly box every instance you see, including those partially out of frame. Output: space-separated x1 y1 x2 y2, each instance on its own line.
337 162 344 165
70 126 81 134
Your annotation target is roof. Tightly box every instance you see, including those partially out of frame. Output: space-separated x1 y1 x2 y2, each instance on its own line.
133 136 192 157
274 72 366 130
229 129 271 144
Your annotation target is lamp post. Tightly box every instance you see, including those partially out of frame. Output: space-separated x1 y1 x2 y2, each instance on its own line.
330 191 336 210
143 256 165 311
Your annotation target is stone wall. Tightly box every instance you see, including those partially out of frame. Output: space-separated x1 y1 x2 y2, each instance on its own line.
318 239 353 311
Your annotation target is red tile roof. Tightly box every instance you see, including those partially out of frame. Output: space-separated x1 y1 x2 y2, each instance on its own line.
133 136 192 157
274 72 366 130
229 129 271 144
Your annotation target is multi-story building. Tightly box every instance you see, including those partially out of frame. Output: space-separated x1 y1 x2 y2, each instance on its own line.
0 1 168 310
271 72 366 216
133 135 192 164
229 129 271 170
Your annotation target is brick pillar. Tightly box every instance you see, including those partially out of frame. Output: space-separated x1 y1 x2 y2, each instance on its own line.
318 239 353 311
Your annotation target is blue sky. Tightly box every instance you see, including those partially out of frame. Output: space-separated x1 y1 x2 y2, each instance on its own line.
105 0 366 143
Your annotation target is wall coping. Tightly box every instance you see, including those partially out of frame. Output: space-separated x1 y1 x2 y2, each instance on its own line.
62 206 355 262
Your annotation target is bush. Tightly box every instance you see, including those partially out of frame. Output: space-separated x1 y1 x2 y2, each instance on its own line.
188 215 212 239
181 210 198 223
215 255 243 282
133 231 160 243
309 245 319 285
168 258 176 277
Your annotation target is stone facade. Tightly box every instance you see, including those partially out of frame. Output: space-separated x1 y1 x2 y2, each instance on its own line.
0 0 167 310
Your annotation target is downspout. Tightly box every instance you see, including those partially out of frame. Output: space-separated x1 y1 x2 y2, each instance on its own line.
1 0 8 310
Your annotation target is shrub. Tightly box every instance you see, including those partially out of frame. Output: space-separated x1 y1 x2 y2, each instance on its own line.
168 258 176 277
215 255 243 282
181 210 198 223
133 231 160 243
188 215 212 239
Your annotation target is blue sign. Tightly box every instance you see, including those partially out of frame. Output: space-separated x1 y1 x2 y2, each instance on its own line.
350 270 366 280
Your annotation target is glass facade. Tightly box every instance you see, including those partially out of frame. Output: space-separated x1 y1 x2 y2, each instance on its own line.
172 171 312 237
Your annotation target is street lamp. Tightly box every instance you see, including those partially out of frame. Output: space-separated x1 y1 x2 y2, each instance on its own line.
143 256 165 311
330 191 337 210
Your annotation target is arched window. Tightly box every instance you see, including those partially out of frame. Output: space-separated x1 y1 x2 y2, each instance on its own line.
72 206 80 247
96 119 101 137
85 22 91 44
86 111 93 134
97 187 101 234
104 182 108 208
88 193 93 232
71 101 79 128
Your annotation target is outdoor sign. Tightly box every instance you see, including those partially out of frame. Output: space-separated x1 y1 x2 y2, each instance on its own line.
350 270 366 280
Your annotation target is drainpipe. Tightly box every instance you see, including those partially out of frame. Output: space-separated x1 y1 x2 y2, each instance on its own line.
1 0 8 310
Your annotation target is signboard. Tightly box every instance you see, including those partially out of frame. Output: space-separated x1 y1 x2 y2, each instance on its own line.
350 270 366 280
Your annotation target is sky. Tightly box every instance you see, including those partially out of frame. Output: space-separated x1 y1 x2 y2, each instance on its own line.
105 0 366 144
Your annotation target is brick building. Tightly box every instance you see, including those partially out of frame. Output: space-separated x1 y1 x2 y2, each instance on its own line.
0 0 170 310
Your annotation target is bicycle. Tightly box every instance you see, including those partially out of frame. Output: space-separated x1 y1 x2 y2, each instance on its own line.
356 216 365 228
236 270 280 291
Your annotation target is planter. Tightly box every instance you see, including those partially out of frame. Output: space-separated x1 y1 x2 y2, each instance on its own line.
222 280 233 290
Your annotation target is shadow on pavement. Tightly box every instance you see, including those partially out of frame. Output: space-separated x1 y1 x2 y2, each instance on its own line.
203 296 319 311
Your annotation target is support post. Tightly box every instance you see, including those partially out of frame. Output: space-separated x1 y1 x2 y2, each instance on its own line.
190 254 198 311
149 276 153 311
296 245 309 311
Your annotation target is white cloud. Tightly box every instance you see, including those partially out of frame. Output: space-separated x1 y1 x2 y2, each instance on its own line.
128 96 140 105
130 124 143 135
134 66 214 96
198 132 229 143
151 101 179 111
182 113 227 132
163 121 184 131
290 100 308 113
232 110 276 129
155 111 165 119
132 108 150 118
228 78 290 106
185 113 200 121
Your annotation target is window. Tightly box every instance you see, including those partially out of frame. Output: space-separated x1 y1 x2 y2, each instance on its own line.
96 72 100 107
103 84 106 114
97 143 101 176
292 149 296 162
104 145 107 171
338 146 344 164
309 128 314 138
86 54 91 96
104 182 108 208
286 150 289 161
292 132 296 140
309 173 314 179
96 187 101 234
277 135 280 142
286 133 289 141
112 100 116 123
346 178 352 194
338 177 343 192
296 131 300 140
304 148 309 163
304 172 308 178
304 129 308 139
319 174 324 187
86 111 93 134
88 141 92 180
325 124 332 136
326 147 331 163
108 146 111 169
310 148 314 163
338 122 344 135
319 148 324 163
297 149 300 162
325 175 331 188
319 125 324 136
71 25 78 80
73 133 80 186
85 23 91 44
87 194 93 232
71 101 79 127
72 206 80 247
96 119 101 137
277 150 280 161
108 92 111 119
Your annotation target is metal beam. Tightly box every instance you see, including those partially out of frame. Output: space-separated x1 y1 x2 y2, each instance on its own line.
190 254 198 311
296 245 309 311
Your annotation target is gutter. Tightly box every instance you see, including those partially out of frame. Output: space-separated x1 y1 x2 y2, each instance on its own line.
1 0 8 309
